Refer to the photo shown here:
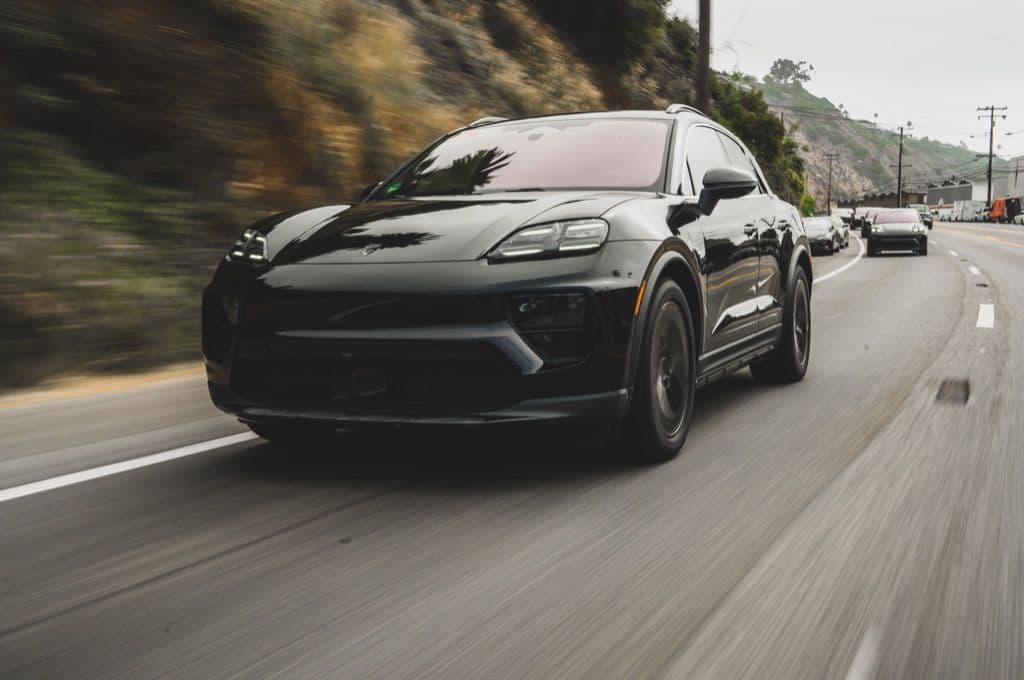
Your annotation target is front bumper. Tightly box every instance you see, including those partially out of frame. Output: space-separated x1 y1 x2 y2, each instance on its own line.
809 238 833 254
868 234 927 251
203 242 655 429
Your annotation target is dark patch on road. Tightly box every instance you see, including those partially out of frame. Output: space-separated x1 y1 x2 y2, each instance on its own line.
936 379 970 404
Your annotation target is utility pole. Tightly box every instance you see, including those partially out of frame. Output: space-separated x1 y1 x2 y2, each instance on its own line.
696 0 711 113
894 124 911 207
824 152 840 215
977 105 1008 208
890 162 913 207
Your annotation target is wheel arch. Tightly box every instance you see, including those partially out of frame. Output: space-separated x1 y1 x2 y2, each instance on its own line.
622 244 705 398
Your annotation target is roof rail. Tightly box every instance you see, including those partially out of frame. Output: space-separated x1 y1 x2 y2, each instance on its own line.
467 116 509 128
665 104 705 116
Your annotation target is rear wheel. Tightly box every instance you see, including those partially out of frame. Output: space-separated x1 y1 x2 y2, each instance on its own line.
750 267 810 383
620 280 695 463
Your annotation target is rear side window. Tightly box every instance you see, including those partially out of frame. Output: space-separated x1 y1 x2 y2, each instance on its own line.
719 135 765 194
685 126 729 192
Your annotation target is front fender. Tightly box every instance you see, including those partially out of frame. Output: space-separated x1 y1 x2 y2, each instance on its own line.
622 240 706 395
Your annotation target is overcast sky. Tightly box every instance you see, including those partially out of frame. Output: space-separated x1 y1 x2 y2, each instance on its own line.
670 0 1024 159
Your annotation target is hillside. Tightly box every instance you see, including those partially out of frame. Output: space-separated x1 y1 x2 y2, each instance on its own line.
0 0 805 388
756 79 1003 202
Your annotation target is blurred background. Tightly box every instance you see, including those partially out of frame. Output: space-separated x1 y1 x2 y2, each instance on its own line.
0 0 807 389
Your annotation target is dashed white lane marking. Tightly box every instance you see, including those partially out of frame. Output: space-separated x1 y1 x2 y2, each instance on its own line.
968 265 981 276
977 304 995 328
817 234 865 284
949 250 959 257
845 625 882 680
0 432 258 504
929 240 937 245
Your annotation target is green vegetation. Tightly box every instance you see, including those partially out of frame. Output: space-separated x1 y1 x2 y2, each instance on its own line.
0 1 811 389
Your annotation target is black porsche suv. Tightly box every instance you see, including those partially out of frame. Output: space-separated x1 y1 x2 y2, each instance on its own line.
203 106 813 461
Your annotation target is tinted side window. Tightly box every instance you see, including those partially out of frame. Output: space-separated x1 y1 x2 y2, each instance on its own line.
685 126 729 192
719 134 765 194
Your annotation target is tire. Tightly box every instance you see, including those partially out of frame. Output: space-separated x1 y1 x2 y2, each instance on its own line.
620 279 696 463
750 267 810 384
248 423 335 447
919 244 928 256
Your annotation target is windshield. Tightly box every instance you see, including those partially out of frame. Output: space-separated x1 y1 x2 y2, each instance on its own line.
875 209 922 224
909 204 928 214
374 118 672 198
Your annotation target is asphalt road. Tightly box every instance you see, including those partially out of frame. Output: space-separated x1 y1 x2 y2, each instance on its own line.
2 222 1022 679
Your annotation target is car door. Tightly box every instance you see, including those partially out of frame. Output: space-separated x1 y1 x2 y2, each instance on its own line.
683 125 761 355
716 133 784 332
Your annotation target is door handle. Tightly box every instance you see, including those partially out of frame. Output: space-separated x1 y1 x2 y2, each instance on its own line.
743 224 757 236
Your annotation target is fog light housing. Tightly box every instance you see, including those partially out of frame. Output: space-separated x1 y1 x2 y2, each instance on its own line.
508 293 588 330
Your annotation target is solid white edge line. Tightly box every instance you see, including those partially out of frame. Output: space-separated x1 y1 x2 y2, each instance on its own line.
816 233 865 284
977 304 995 328
0 432 258 504
968 265 981 276
845 625 882 680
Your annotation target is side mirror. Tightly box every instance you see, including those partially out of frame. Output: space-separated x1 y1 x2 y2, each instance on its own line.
697 167 758 216
667 167 758 232
359 181 382 201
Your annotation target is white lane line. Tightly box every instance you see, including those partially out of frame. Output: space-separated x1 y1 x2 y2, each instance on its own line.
968 265 981 276
949 250 959 257
845 625 881 680
816 234 865 284
929 240 937 245
0 432 257 504
977 304 995 328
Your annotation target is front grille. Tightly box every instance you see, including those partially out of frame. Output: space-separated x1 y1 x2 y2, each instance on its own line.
232 337 522 412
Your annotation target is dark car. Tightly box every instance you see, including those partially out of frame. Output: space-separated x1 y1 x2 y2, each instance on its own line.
867 208 928 256
804 216 839 255
908 203 933 229
203 106 813 461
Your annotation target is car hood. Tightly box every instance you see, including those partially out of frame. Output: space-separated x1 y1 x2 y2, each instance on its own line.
267 191 644 265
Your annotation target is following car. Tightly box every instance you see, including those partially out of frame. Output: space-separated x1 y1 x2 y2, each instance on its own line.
202 106 813 462
830 214 850 248
803 216 839 255
867 208 928 256
908 203 933 229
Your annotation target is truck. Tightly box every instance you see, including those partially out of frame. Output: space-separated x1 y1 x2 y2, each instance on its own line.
952 199 986 222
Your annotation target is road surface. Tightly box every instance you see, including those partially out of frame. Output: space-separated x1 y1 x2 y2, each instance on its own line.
1 222 1022 678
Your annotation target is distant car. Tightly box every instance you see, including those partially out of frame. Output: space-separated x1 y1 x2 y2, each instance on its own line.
1014 212 1024 226
829 214 849 248
804 216 839 255
858 206 885 238
908 203 933 229
867 208 928 256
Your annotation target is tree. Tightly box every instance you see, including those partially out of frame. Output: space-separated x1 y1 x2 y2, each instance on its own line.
799 192 817 217
764 58 813 87
525 0 669 71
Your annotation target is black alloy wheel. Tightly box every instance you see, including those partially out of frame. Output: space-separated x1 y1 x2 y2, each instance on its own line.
750 267 810 383
622 279 695 462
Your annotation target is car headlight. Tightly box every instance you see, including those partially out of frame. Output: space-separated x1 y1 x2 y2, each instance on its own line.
911 224 926 233
226 228 269 265
490 219 609 261
871 225 885 234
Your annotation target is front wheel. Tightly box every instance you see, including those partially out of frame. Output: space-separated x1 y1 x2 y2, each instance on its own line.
750 267 810 383
620 280 696 463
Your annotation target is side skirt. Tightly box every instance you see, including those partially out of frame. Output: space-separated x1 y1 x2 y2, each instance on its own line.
696 323 782 387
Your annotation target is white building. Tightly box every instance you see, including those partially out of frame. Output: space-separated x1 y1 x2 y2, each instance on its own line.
1007 156 1024 197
